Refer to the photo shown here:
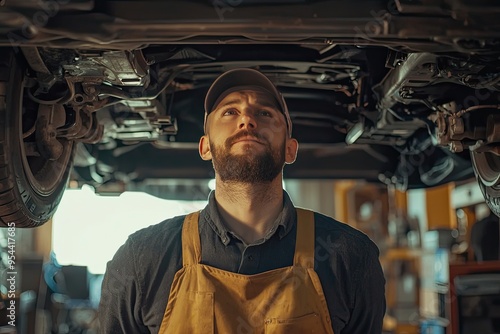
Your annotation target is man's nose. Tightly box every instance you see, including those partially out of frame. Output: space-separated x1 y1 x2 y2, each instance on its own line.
238 113 256 130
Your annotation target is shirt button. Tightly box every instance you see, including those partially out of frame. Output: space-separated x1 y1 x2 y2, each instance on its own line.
248 255 254 261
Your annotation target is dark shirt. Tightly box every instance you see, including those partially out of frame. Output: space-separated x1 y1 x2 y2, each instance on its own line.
98 191 386 333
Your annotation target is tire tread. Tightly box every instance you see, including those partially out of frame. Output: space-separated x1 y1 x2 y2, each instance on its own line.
0 52 44 227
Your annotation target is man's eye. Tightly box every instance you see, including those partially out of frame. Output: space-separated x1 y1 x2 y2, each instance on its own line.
223 108 237 115
258 110 272 117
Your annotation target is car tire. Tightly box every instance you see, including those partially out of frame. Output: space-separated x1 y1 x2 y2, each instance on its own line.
0 51 74 227
471 150 500 217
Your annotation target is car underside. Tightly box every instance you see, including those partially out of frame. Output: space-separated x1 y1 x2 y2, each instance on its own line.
1 0 500 227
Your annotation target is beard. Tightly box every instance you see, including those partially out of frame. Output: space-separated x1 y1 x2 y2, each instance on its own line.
210 130 285 183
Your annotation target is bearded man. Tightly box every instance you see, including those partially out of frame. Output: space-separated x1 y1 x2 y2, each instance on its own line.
99 68 386 334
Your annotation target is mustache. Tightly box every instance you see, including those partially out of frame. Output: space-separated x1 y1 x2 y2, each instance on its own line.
226 130 266 146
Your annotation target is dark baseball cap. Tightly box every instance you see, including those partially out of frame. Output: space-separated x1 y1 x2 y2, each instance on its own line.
204 68 292 137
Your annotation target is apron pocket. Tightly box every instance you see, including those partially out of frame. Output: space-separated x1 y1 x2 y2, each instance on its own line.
189 291 214 334
264 312 325 334
165 291 214 334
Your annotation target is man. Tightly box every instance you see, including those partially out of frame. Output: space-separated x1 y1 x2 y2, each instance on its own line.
99 68 386 333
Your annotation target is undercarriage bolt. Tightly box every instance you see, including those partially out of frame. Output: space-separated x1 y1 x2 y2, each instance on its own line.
449 141 464 153
450 117 464 135
36 117 63 160
84 86 96 94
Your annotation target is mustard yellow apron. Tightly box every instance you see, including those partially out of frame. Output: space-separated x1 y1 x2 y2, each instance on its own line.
158 208 334 334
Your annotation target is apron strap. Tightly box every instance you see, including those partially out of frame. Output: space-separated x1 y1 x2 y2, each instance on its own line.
182 209 314 267
182 211 202 266
293 208 315 268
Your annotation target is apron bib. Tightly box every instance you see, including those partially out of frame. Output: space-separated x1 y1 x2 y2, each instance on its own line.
158 208 334 334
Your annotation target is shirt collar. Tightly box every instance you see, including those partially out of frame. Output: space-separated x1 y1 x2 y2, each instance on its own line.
201 190 296 246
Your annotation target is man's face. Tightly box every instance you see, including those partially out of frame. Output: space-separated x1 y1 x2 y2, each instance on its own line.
200 90 297 183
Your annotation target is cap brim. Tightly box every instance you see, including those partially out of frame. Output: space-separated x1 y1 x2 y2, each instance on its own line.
205 68 282 113
204 68 291 136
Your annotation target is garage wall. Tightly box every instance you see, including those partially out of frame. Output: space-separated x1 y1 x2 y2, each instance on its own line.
284 179 336 218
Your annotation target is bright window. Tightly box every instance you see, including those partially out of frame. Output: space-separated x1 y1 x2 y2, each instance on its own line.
52 186 208 274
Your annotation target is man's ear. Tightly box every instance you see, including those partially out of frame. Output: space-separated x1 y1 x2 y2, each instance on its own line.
285 137 298 164
199 135 212 161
